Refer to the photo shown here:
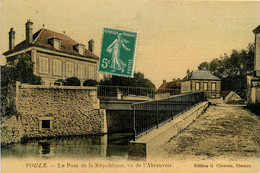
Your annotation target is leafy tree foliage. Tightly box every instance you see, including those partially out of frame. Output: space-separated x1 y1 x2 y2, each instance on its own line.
198 62 209 70
64 77 81 86
99 72 155 88
197 43 255 98
1 53 41 87
1 53 41 117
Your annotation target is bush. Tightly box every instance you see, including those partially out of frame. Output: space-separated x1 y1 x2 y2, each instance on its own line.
64 77 81 86
83 79 98 86
54 79 66 86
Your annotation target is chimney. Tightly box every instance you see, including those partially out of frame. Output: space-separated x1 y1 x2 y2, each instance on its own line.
253 25 260 77
163 80 166 84
25 19 33 44
88 39 94 53
186 69 191 79
9 28 15 50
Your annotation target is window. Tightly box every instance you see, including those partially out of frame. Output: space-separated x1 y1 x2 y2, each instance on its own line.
203 82 208 91
53 59 62 76
78 64 85 79
38 117 54 131
212 82 216 91
42 120 50 129
66 62 74 77
75 44 85 55
79 47 84 55
195 82 200 91
88 65 95 80
39 57 49 74
53 39 61 50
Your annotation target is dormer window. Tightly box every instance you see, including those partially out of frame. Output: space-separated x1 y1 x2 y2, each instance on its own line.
49 37 62 50
74 44 85 55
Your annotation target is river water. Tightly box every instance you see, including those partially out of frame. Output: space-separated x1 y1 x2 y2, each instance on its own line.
1 133 132 160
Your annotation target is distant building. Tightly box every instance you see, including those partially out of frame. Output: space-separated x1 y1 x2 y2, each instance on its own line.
224 91 242 103
3 20 99 85
247 25 260 103
157 79 181 95
181 70 221 98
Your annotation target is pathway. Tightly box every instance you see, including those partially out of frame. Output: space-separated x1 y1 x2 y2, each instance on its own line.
156 104 260 161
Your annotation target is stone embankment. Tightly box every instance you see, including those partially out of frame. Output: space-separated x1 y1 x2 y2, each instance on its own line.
1 83 105 145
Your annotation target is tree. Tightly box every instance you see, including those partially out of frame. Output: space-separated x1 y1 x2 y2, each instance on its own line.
1 53 41 117
1 53 41 87
99 72 155 88
197 43 255 98
198 62 209 70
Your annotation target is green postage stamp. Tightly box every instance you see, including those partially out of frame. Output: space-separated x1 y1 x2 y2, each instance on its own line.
98 27 138 77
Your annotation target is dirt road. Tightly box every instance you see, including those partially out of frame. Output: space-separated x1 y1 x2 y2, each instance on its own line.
158 104 260 161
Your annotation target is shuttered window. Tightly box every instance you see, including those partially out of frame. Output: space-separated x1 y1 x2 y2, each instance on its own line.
212 82 216 91
195 82 200 91
78 64 85 79
53 59 62 76
66 62 74 77
203 82 208 90
39 57 49 74
88 65 95 80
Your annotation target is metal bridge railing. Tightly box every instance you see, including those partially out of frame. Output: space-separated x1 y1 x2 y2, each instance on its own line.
132 91 205 140
97 85 156 100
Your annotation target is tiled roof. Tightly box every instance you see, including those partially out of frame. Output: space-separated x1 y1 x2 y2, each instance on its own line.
184 70 221 81
3 28 99 60
158 80 181 90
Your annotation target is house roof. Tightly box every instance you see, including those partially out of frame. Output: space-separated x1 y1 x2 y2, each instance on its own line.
184 70 221 81
158 80 181 90
253 25 260 34
3 28 99 60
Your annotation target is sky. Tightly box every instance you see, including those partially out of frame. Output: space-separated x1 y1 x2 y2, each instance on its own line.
1 0 260 88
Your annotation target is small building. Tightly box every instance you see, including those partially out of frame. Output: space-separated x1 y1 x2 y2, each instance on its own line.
3 20 99 86
181 70 221 98
247 25 260 103
224 91 243 104
157 79 181 94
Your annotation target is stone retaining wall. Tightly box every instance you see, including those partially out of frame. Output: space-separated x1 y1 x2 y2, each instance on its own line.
16 84 102 138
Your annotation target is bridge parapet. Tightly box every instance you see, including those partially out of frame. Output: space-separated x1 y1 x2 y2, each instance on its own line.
132 91 205 140
97 85 155 100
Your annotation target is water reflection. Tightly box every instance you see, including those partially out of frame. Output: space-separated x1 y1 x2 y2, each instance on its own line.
1 133 132 159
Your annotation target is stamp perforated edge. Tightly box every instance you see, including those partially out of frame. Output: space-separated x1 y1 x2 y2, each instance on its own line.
97 26 139 78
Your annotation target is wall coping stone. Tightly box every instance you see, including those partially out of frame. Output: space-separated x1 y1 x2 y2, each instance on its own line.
19 84 97 90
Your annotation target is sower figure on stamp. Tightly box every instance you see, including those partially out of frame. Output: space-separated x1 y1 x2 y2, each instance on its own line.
106 33 131 73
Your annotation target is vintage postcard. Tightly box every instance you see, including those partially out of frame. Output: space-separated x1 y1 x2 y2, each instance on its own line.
1 0 260 173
